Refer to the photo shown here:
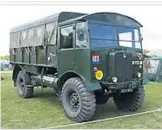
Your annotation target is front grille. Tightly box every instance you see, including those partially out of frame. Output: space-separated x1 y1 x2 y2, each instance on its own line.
114 53 133 82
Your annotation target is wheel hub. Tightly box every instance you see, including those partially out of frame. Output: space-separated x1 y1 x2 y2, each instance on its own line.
69 92 79 109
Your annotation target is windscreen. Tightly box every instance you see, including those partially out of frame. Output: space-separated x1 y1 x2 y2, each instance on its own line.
89 22 141 49
89 23 118 48
118 27 141 49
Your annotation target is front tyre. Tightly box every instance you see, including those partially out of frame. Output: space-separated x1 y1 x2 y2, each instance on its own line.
113 87 145 112
61 77 96 122
16 71 34 98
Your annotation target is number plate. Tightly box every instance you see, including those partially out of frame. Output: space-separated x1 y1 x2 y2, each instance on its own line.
121 88 133 93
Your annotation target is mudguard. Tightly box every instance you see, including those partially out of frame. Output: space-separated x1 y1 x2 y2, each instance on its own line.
59 70 101 91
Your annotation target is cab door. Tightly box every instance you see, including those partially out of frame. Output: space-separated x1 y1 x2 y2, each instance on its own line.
73 22 91 80
57 24 75 75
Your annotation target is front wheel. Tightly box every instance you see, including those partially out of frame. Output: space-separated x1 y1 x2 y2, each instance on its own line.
61 77 96 122
113 87 145 112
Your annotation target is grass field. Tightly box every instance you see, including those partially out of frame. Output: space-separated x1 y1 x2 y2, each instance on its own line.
1 72 162 129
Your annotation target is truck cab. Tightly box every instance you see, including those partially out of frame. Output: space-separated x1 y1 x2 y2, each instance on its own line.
58 12 143 91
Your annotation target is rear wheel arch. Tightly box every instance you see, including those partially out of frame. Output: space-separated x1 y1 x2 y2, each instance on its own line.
12 65 23 86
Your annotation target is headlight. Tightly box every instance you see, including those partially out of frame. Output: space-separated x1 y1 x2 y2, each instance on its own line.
95 70 103 80
112 77 117 83
139 65 142 69
137 72 141 78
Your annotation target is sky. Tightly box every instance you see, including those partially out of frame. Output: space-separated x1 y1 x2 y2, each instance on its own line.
0 2 162 56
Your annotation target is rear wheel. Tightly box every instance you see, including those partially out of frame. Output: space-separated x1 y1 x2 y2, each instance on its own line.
113 87 145 112
16 71 34 98
61 77 96 122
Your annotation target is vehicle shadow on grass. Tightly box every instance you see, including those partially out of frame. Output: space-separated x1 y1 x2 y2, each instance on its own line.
32 88 150 121
33 89 122 119
94 98 155 120
94 99 126 120
33 89 56 98
32 88 63 105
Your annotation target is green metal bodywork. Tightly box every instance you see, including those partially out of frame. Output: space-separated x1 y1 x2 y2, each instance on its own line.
10 12 143 91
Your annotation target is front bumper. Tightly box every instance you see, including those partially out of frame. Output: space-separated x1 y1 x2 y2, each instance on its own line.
100 78 142 90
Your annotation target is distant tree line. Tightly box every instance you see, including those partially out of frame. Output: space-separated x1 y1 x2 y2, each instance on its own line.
1 55 9 60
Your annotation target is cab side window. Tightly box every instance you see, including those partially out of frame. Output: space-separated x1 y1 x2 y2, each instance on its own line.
60 26 73 49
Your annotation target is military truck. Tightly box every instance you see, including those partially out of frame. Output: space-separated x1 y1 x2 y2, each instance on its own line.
143 56 162 85
10 12 145 122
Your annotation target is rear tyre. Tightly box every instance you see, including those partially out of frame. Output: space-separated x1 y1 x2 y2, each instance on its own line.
16 71 34 98
113 87 145 112
61 77 96 122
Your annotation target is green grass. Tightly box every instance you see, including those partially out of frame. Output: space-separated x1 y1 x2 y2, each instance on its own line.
1 72 162 129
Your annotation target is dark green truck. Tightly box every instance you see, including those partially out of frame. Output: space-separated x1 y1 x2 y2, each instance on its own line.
10 12 145 122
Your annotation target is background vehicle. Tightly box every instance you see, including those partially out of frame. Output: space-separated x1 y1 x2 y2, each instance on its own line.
0 60 11 71
10 11 144 122
143 56 162 85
